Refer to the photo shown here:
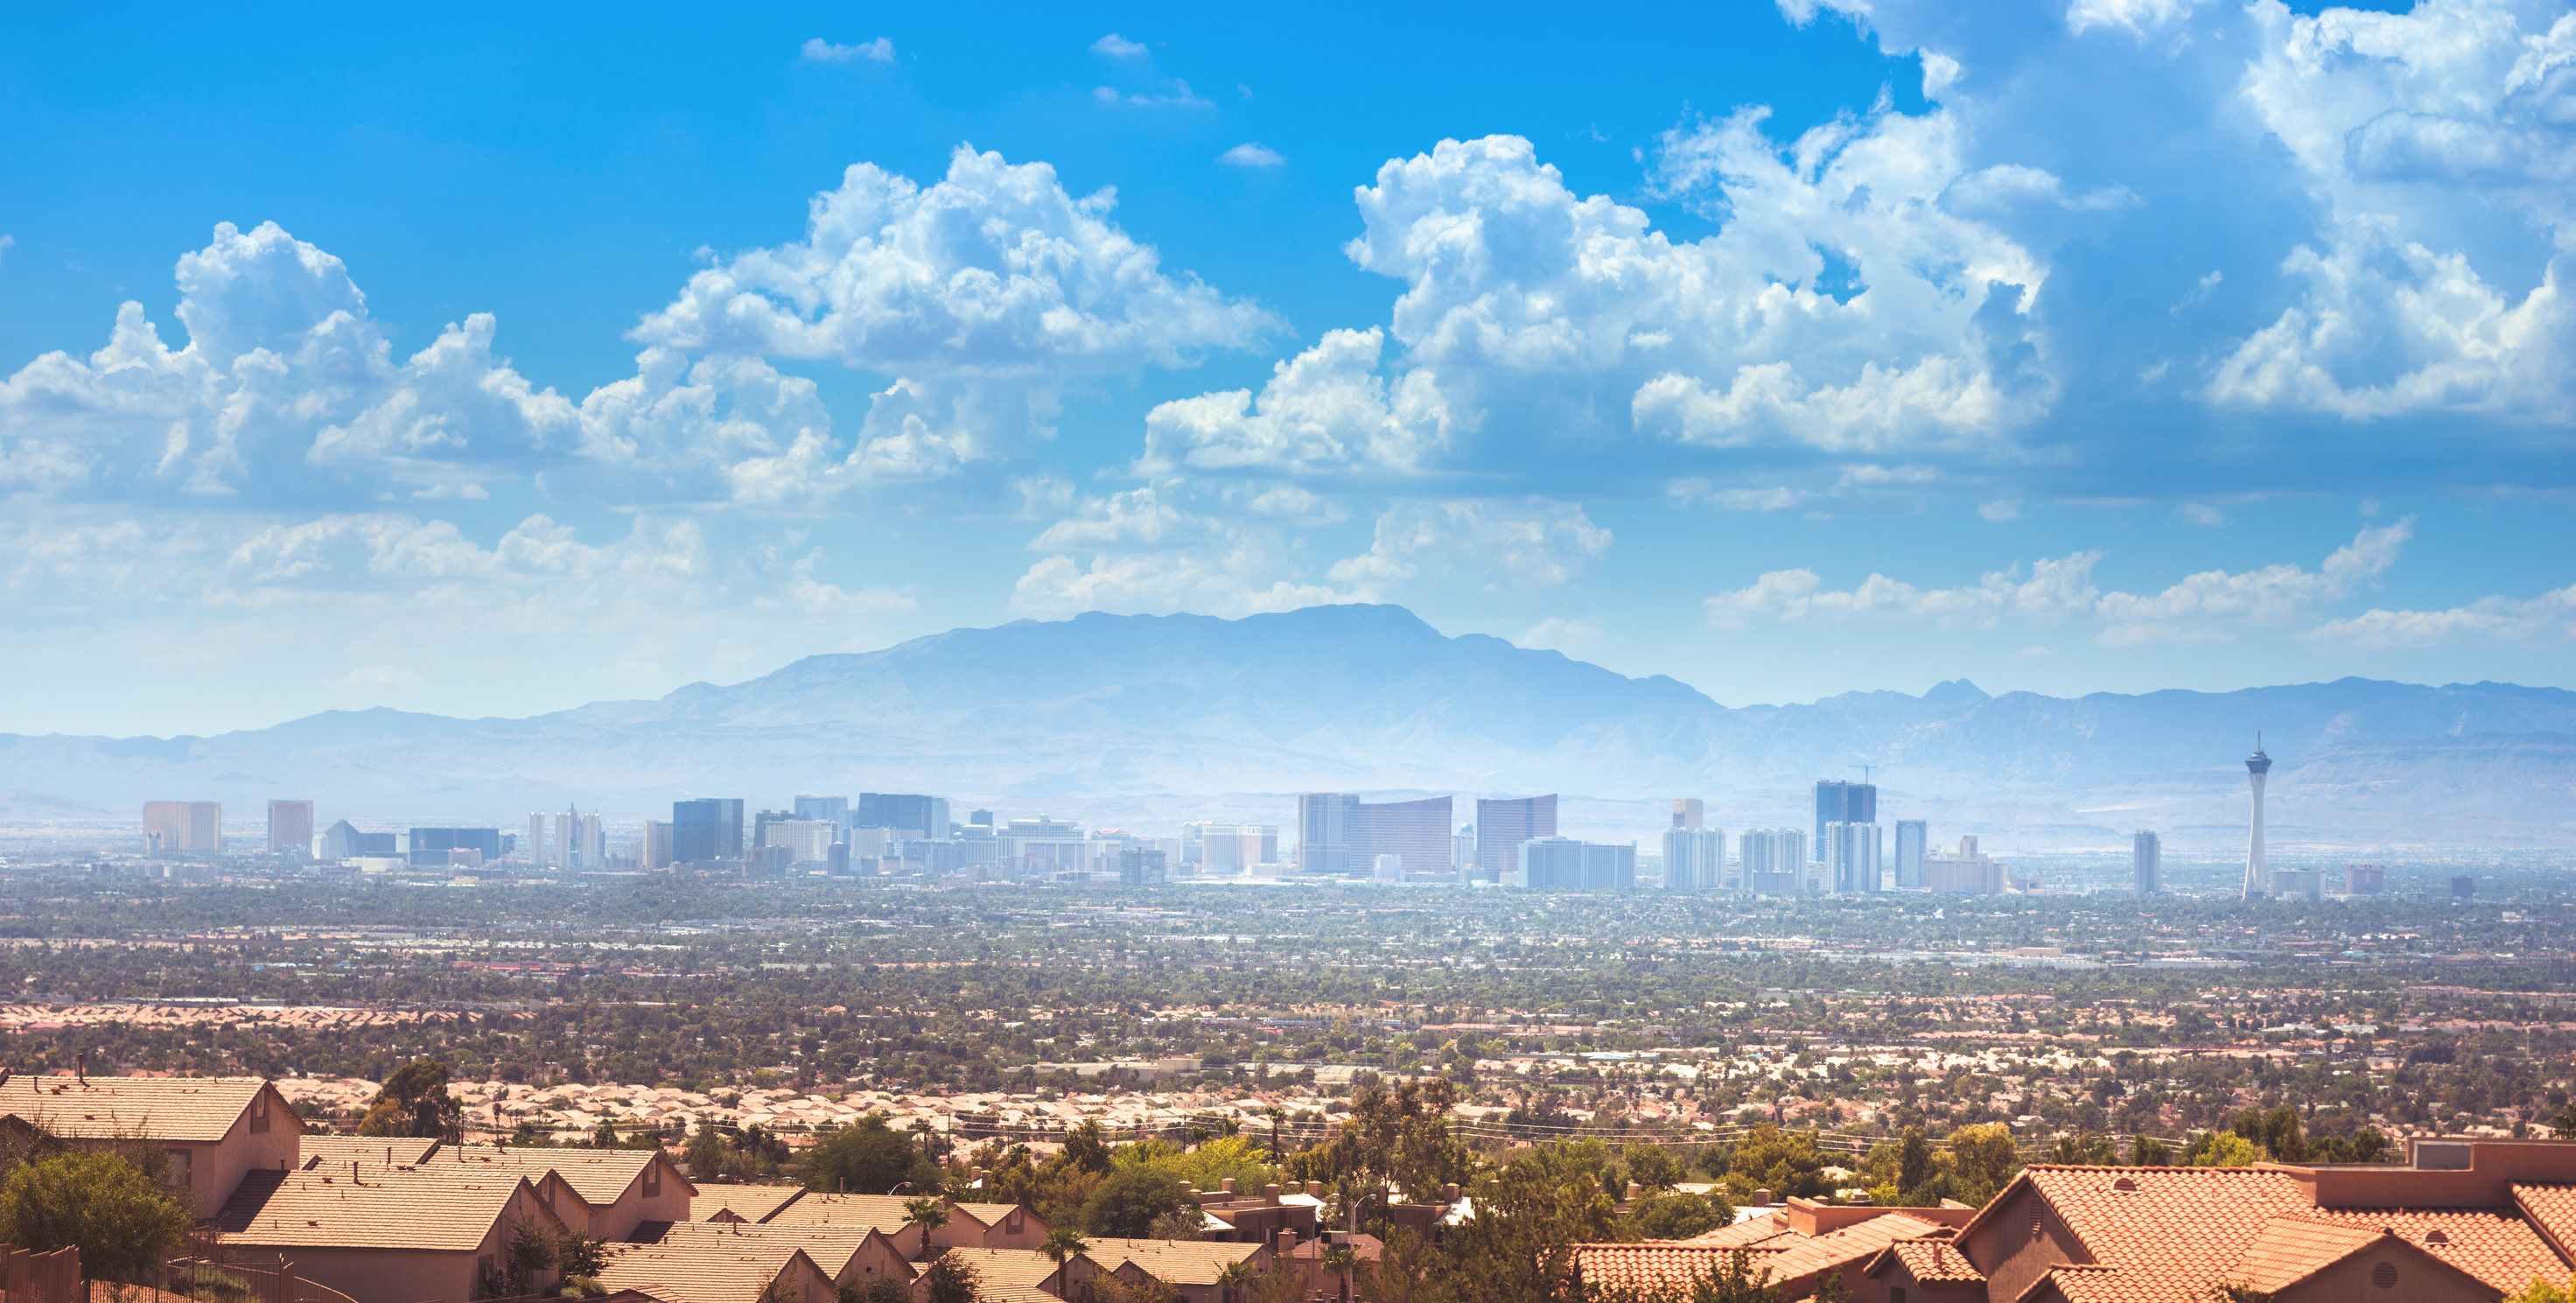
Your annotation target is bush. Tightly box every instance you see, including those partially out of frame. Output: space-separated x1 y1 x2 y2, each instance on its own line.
0 1148 192 1282
1083 1167 1197 1238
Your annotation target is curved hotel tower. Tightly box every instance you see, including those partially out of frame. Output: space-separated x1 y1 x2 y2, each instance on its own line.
2241 734 2272 900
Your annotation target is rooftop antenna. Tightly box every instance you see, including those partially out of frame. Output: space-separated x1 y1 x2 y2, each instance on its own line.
1849 765 1876 785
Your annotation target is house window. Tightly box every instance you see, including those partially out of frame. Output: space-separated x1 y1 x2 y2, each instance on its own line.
2372 1262 2398 1289
1892 1290 1908 1303
1007 1211 1023 1235
250 1094 271 1135
169 1150 192 1187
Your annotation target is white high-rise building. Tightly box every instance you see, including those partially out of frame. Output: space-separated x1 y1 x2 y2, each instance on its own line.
774 819 838 865
1824 822 1882 893
1894 820 1928 889
2243 735 2272 900
1661 826 1723 891
1739 829 1806 891
528 813 548 868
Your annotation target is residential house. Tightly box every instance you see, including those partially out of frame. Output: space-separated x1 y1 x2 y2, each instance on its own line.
1080 1237 1274 1303
595 1240 837 1303
1572 1200 1975 1301
0 1073 304 1213
762 1194 930 1257
214 1161 568 1303
946 1202 1052 1250
689 1183 811 1225
302 1133 441 1170
934 1246 1104 1303
636 1221 917 1296
438 1145 696 1240
1929 1138 2576 1303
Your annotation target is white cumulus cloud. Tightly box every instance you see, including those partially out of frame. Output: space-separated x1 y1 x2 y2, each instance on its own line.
802 38 894 63
1219 143 1285 168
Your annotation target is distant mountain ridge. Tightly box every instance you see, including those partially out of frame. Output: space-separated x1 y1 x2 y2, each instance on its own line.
1 605 2570 850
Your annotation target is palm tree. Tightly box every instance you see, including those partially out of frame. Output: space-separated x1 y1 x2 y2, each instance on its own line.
1265 1107 1287 1161
905 1196 951 1260
1321 1244 1359 1303
1216 1260 1256 1303
1041 1228 1090 1266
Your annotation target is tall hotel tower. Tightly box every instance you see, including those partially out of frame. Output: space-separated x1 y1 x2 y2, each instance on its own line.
2241 734 2272 900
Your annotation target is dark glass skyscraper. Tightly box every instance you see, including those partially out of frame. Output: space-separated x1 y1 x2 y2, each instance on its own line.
1812 780 1877 859
672 798 744 864
1475 795 1558 883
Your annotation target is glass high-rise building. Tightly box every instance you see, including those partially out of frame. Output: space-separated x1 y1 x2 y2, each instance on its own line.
672 798 744 864
1894 820 1928 889
1298 794 1453 879
1813 780 1878 858
858 793 948 839
2133 830 2161 895
1824 821 1882 893
794 795 850 836
1475 795 1558 883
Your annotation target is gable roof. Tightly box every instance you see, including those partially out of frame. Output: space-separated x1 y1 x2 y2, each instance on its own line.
690 1182 810 1224
1079 1237 1267 1286
933 1247 1084 1303
2305 1207 2566 1294
762 1192 920 1229
640 1222 914 1282
1574 1212 1950 1298
952 1201 1046 1233
214 1163 554 1251
0 1074 298 1145
438 1144 695 1208
597 1241 830 1303
302 1133 441 1171
1862 1238 1984 1285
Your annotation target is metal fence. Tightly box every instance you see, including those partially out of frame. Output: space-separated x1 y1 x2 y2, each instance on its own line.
157 1251 368 1303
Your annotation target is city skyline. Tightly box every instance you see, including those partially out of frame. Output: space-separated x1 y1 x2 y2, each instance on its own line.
4 4 2573 739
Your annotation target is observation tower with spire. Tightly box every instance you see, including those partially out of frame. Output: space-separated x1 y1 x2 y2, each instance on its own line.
2241 732 2272 900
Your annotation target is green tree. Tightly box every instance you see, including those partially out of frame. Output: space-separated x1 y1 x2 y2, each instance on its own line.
1947 1125 2021 1204
808 1116 943 1195
1291 1078 1475 1206
1623 1145 1684 1194
1894 1129 1935 1192
357 1059 466 1139
1432 1145 1616 1303
2188 1132 2262 1167
0 1148 192 1282
1621 1191 1729 1242
2129 1135 2174 1166
921 1254 982 1303
2507 1277 2576 1303
1042 1227 1091 1265
846 1278 916 1303
1723 1124 1826 1202
1083 1167 1196 1238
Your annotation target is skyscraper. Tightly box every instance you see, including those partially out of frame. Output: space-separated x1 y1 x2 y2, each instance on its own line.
1824 822 1881 893
1296 793 1354 875
2133 830 2161 895
1353 796 1450 879
1672 798 1704 829
267 801 313 853
2242 735 2272 900
794 795 850 836
1513 838 1634 891
858 793 948 839
673 798 745 864
1813 780 1877 858
641 821 672 871
1740 829 1806 893
1662 826 1723 891
528 812 550 868
143 802 221 857
1475 795 1557 882
1894 820 1927 889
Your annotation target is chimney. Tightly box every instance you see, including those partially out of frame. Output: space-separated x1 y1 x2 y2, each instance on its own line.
74 1054 85 1084
1754 1189 1773 1207
1221 1178 1237 1194
1625 1181 1640 1201
1306 1181 1323 1199
351 1161 360 1186
1443 1183 1460 1202
1265 1184 1283 1202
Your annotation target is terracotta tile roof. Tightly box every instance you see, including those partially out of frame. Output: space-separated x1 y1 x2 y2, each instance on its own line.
596 1241 827 1303
299 1133 440 1171
1681 1214 1798 1249
764 1192 919 1229
0 1075 290 1145
214 1164 550 1251
2236 1215 2382 1292
689 1183 809 1224
2006 1164 2313 1297
2311 1207 2569 1294
1079 1238 1266 1286
1868 1238 1984 1285
2518 1185 2576 1264
933 1246 1080 1303
638 1221 909 1281
1583 1209 1950 1296
440 1144 694 1208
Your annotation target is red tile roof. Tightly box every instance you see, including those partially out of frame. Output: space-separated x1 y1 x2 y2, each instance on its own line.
1575 1211 1949 1297
1868 1238 1984 1285
2310 1207 2567 1294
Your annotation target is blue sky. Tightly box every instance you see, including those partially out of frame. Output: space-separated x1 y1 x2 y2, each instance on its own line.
3 0 2571 737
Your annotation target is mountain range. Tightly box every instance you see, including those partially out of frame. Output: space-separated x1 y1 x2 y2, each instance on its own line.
3 605 2569 853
